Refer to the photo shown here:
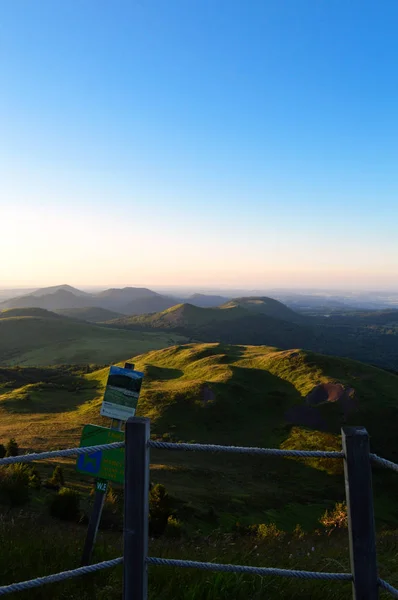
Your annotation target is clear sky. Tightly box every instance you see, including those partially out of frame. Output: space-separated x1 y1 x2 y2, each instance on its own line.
1 0 398 289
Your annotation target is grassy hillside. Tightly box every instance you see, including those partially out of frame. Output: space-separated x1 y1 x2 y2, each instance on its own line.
95 286 178 314
1 343 398 599
0 289 94 310
0 309 187 366
220 296 306 323
0 307 63 319
54 306 123 322
107 302 398 371
1 343 397 530
107 303 320 348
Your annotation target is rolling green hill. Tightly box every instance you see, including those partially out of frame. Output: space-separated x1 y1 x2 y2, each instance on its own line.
106 302 398 371
2 342 397 532
107 302 319 347
0 309 187 366
54 306 123 322
220 296 306 323
111 302 248 326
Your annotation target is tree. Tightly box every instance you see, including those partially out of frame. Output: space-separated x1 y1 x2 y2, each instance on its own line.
0 444 5 459
5 438 19 457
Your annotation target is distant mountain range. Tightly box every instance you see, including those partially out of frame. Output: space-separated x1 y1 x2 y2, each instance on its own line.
0 284 228 315
3 284 398 371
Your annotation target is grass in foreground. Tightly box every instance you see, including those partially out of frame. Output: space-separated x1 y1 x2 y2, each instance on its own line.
1 511 397 599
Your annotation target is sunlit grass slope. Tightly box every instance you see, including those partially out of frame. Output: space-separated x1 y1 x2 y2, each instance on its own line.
1 342 397 531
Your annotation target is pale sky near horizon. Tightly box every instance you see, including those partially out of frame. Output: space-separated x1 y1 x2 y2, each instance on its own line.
1 1 398 289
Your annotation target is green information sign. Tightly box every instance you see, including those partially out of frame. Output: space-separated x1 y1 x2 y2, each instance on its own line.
76 424 124 484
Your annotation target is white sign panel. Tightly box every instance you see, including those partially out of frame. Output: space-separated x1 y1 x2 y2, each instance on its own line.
100 365 144 421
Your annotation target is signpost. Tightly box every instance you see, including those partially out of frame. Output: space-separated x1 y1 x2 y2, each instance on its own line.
100 365 144 421
76 424 125 484
79 361 144 566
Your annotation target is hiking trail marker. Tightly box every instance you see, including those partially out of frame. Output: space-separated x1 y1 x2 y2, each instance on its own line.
76 424 125 484
78 361 144 566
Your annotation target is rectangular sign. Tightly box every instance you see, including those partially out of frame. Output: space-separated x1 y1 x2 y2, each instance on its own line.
76 424 125 484
100 365 144 421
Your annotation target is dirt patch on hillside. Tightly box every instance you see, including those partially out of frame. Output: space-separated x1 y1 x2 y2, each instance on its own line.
201 383 216 404
285 382 358 429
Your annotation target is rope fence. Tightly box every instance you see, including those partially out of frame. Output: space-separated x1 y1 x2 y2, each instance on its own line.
0 441 124 467
149 440 344 458
370 453 398 474
379 579 398 599
0 558 123 596
146 557 352 580
1 423 398 598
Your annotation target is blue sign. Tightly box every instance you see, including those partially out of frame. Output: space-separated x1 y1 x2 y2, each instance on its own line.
77 450 102 475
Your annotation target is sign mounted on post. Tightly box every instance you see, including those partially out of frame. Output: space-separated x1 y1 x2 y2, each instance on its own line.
100 365 144 421
76 424 125 484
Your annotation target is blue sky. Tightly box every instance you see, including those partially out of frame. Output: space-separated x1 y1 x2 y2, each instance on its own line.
1 0 398 288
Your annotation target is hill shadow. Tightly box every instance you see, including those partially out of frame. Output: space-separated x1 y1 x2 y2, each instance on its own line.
148 363 309 447
144 364 184 381
0 368 99 414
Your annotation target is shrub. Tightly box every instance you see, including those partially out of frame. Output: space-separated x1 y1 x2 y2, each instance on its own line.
28 466 41 490
52 465 65 486
293 524 305 539
164 515 183 538
0 464 31 506
0 444 5 459
149 483 172 536
256 522 285 540
45 465 65 490
319 502 348 535
49 487 81 521
5 438 19 457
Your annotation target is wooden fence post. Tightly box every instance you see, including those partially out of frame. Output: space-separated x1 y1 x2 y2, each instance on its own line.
123 417 150 600
342 427 378 599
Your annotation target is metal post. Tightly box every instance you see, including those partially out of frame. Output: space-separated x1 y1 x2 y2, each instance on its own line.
342 427 378 599
81 362 134 566
123 417 150 600
81 480 108 565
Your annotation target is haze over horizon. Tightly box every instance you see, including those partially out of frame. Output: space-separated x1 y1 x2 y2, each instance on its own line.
2 1 398 289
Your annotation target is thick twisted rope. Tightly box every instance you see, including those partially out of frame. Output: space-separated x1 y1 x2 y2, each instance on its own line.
149 440 344 458
0 441 345 468
0 442 124 466
370 454 398 474
378 578 398 598
0 557 123 596
147 557 352 580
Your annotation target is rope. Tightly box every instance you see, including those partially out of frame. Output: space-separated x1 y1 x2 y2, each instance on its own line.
0 440 345 468
370 454 398 474
379 579 398 598
0 557 123 596
0 442 124 466
149 441 344 458
147 557 351 580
